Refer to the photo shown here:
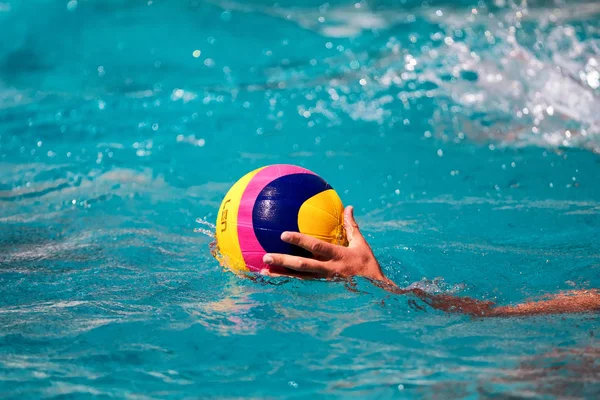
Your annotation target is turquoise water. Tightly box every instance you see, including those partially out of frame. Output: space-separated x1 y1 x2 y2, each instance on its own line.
1 0 600 398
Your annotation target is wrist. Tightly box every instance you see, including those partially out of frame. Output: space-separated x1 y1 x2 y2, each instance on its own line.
366 273 397 290
365 264 394 286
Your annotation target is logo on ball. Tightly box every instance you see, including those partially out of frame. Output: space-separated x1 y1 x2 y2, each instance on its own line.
220 199 230 232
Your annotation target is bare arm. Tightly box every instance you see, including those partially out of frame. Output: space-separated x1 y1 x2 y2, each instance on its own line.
262 206 600 317
370 279 600 317
488 289 600 317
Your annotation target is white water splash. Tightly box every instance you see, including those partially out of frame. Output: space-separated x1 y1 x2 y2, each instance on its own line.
209 0 600 152
194 218 216 239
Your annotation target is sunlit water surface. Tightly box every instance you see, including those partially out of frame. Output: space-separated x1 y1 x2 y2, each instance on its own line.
1 0 599 398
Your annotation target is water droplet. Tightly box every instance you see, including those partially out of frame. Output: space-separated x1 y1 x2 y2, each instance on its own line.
587 71 600 89
220 11 231 21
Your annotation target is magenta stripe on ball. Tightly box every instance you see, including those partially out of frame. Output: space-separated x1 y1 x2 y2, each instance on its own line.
237 164 315 271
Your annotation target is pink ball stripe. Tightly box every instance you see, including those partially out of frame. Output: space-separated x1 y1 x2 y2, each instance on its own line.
237 165 315 271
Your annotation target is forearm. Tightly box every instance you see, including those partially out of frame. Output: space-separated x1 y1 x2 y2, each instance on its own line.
488 290 600 317
370 277 495 316
371 276 599 317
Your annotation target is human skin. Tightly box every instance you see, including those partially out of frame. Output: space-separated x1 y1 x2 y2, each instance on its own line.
261 206 600 317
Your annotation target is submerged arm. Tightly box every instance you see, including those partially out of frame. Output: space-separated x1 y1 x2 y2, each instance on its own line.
378 281 599 317
370 278 600 316
488 289 600 317
373 282 496 316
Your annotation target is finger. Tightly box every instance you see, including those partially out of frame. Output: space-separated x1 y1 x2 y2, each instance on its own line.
344 205 366 246
280 232 337 258
263 253 328 274
259 268 322 280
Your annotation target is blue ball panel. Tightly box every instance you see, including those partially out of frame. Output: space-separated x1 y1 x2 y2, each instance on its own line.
252 173 331 256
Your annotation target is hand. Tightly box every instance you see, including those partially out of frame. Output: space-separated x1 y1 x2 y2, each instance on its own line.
261 206 393 285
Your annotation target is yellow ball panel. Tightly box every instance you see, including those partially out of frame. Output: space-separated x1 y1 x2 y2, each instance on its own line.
297 189 348 246
215 167 265 272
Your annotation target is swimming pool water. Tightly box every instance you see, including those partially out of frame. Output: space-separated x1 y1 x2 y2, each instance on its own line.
1 0 599 398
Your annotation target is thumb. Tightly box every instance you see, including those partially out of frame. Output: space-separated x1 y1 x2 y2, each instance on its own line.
343 205 366 247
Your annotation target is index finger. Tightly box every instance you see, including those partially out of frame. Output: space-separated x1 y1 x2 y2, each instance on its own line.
280 232 337 258
259 268 322 280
